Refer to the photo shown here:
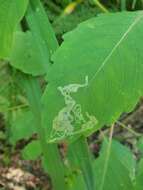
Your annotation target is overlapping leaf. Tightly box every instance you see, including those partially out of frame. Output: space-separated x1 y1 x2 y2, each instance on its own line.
0 0 29 58
9 109 37 145
94 140 135 190
42 11 143 141
9 0 58 76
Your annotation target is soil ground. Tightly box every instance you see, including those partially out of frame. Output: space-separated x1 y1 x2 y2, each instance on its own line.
0 100 143 189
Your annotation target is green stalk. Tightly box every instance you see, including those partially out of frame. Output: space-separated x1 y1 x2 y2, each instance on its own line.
132 0 137 9
68 136 95 190
26 0 58 58
25 1 95 190
20 75 66 190
92 0 109 13
20 0 67 189
121 0 126 11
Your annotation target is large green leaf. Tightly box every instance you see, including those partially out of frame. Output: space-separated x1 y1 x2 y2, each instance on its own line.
42 11 143 142
94 139 135 190
0 0 29 58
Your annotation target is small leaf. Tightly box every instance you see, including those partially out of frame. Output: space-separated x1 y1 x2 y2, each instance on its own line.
0 0 29 58
22 140 42 160
9 109 37 145
94 139 135 190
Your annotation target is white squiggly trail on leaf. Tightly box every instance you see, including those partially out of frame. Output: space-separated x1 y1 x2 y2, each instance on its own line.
50 76 98 141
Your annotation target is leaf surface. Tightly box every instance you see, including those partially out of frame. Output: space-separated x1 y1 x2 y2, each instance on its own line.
134 159 143 190
42 11 143 141
9 109 37 145
10 31 49 76
0 0 28 58
9 0 58 76
22 140 42 160
94 139 135 190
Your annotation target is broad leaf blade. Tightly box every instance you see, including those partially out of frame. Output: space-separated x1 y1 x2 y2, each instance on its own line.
0 0 29 58
42 11 143 141
94 139 135 190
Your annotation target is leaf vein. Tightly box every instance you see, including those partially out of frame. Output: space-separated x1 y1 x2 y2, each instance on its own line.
89 12 143 86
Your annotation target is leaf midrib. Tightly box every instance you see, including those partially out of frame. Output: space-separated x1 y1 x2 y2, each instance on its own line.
88 12 143 87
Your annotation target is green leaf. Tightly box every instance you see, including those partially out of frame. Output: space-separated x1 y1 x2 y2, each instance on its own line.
26 0 58 58
0 0 29 58
9 0 58 76
10 31 49 76
94 139 135 190
134 159 143 190
9 109 37 145
42 11 143 141
22 140 42 160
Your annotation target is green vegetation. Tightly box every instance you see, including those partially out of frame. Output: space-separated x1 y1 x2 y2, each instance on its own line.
1 0 143 189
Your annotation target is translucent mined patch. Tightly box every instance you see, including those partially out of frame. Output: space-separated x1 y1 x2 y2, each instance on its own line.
50 76 98 142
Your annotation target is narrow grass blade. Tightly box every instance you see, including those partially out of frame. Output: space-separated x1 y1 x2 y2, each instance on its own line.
68 136 95 190
26 0 58 60
121 0 126 11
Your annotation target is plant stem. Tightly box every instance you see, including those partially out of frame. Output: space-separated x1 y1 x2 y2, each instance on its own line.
121 0 126 11
99 124 114 190
68 136 95 190
2 104 28 113
21 0 67 189
93 0 109 13
26 1 95 190
21 75 67 190
26 0 59 58
132 0 137 9
116 121 141 137
44 1 61 14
